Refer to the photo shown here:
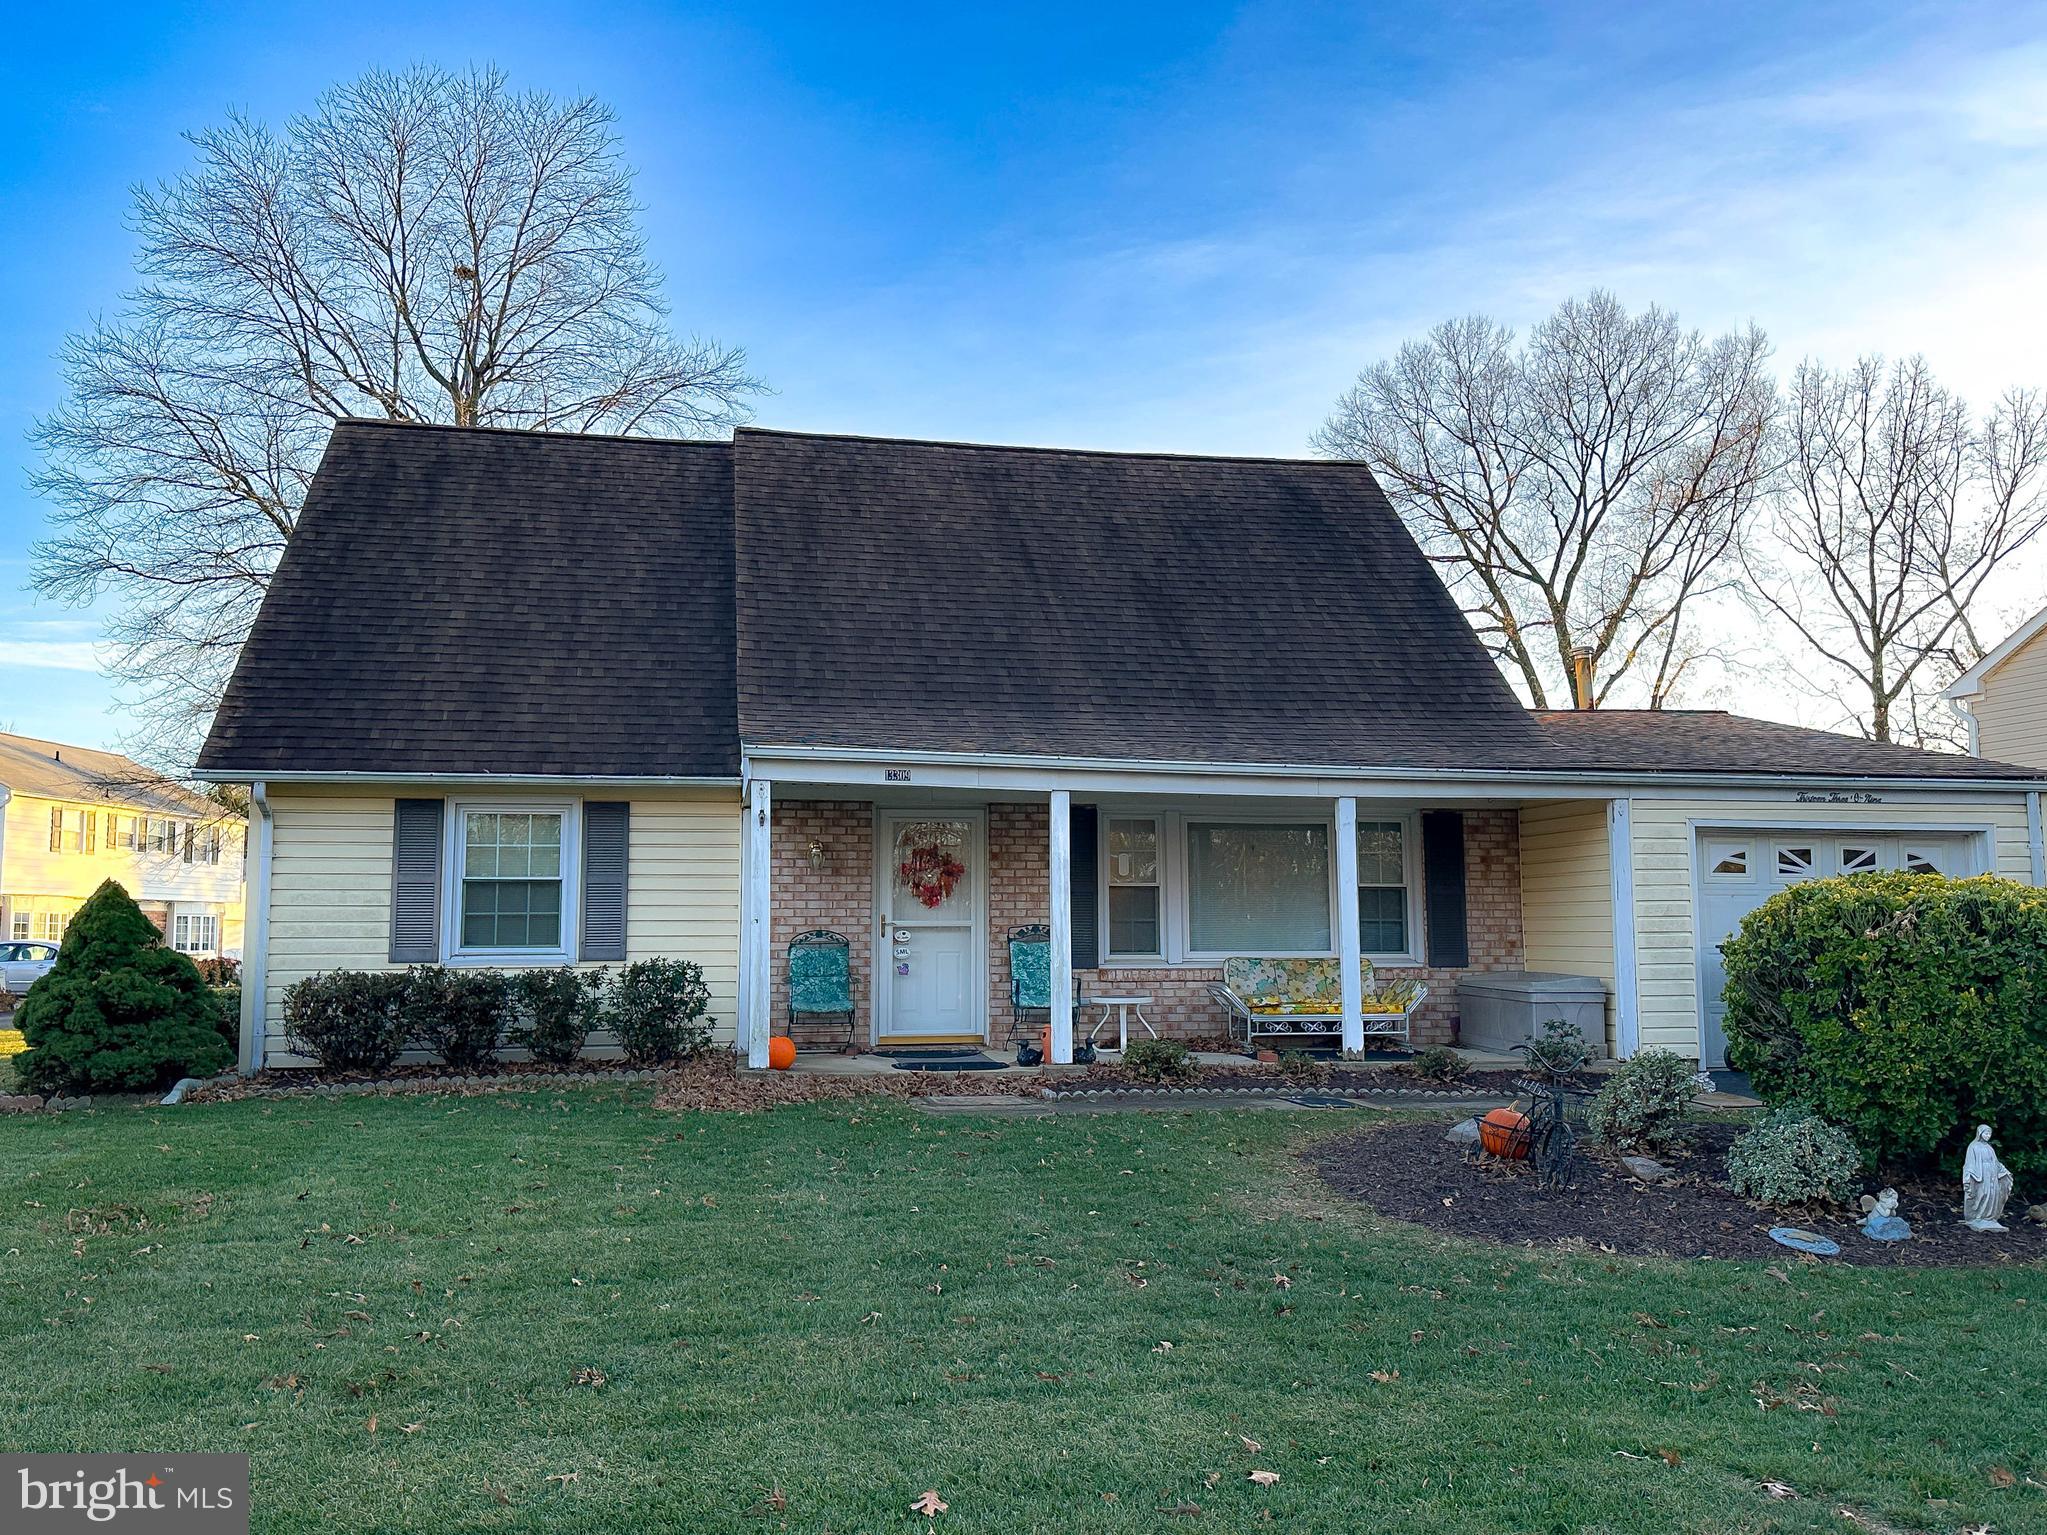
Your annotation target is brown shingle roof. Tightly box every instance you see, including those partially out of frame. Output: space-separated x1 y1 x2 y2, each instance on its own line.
1532 710 2041 781
734 428 1548 769
196 420 2044 785
197 420 738 778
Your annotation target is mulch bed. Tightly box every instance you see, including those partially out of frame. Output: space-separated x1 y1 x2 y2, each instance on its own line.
1048 1064 1525 1099
1310 1118 2047 1268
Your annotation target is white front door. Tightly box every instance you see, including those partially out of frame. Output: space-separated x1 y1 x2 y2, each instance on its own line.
1695 830 1974 1067
876 813 985 1040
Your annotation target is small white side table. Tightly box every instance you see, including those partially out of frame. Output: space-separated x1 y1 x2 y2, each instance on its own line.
1082 994 1158 1053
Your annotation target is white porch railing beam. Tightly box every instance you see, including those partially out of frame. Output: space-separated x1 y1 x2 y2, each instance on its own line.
742 777 772 1068
1048 790 1074 1064
1334 796 1364 1055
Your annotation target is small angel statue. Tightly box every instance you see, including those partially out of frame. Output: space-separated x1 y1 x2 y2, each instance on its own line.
1860 1187 1910 1243
1961 1125 2014 1232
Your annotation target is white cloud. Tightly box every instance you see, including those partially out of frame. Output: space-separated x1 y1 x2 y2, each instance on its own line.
0 637 103 672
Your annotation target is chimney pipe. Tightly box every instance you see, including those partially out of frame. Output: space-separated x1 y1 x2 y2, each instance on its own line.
1570 645 1596 710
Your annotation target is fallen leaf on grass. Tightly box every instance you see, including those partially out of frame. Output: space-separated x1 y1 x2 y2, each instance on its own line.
365 1416 378 1435
402 1422 424 1434
1247 1470 1280 1487
1759 1478 1797 1499
1152 1341 1174 1354
909 1489 948 1516
1157 1502 1202 1517
544 1472 579 1486
1656 1449 1682 1468
1369 1369 1400 1384
571 1366 606 1388
1988 1466 2016 1489
1238 1436 1262 1454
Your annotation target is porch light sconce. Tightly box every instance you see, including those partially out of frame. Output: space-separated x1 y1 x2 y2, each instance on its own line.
807 838 828 872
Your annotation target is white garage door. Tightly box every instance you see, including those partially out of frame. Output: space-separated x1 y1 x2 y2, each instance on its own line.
1696 830 1975 1067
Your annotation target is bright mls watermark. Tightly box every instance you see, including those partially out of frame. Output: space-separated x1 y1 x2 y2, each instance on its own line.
4 1455 247 1533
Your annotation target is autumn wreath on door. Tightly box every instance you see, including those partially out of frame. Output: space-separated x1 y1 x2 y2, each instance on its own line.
895 822 968 909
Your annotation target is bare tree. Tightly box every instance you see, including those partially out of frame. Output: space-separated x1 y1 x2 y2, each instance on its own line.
32 66 761 769
1314 291 1777 709
1744 356 2047 744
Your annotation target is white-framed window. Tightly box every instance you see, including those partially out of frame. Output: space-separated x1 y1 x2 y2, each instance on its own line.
444 802 578 961
111 814 139 851
1104 816 1163 959
1839 845 1879 874
9 912 27 941
1704 839 1751 877
173 912 219 954
40 910 71 942
1185 819 1333 958
48 807 94 854
1903 847 1942 875
1356 819 1416 955
148 817 179 855
1774 845 1816 880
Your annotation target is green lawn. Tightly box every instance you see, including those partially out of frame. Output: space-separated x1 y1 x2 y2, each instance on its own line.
2 1090 2043 1534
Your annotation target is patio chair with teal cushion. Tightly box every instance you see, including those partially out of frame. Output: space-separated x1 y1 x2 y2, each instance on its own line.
1006 924 1051 1043
788 929 855 1049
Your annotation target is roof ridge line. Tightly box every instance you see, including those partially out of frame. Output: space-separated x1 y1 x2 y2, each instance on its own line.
734 424 1361 468
334 417 737 450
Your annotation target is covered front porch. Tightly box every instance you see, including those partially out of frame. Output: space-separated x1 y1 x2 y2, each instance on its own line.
736 766 1630 1068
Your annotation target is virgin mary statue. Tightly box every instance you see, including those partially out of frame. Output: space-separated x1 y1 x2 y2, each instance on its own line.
1961 1126 2013 1232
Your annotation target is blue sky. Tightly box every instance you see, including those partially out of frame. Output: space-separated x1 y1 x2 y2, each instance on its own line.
5 1 2047 751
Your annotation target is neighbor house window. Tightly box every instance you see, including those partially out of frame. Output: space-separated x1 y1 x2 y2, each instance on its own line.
1839 845 1878 874
40 911 70 942
48 808 93 854
149 818 179 855
111 814 139 850
456 809 568 953
1104 817 1163 958
10 913 27 941
1186 821 1331 955
1356 820 1411 955
174 913 218 954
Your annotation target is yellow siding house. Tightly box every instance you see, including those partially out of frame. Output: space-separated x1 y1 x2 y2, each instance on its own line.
0 732 245 959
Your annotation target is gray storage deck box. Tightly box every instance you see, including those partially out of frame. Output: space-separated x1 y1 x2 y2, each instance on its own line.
1456 971 1608 1053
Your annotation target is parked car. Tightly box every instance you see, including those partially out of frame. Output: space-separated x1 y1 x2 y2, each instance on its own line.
0 941 60 997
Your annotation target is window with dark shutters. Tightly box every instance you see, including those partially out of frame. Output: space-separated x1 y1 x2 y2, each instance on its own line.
580 802 630 961
389 799 445 963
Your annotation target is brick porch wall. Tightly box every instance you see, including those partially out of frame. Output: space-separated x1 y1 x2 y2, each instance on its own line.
777 799 1525 1051
770 801 874 1049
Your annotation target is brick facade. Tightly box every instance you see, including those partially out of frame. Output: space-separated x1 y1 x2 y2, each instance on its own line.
769 800 874 1049
777 798 1525 1050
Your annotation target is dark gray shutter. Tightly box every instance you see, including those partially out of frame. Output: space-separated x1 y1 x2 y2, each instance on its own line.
580 801 630 961
389 798 444 963
1421 810 1469 968
1069 803 1099 969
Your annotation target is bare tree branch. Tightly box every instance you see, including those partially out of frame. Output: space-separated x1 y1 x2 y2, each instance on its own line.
1314 291 1776 709
1742 357 2047 744
31 65 763 771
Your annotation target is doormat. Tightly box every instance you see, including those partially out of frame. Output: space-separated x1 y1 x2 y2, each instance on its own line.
890 1053 1009 1073
873 1048 987 1060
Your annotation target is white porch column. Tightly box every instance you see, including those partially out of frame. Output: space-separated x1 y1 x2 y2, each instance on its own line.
1334 796 1364 1055
1047 790 1074 1064
742 777 772 1068
1607 796 1639 1059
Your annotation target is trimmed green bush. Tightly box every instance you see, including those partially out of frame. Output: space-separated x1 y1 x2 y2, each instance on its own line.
1586 1048 1699 1152
400 966 512 1070
513 967 608 1064
1407 1044 1466 1083
1724 1105 1864 1208
209 985 242 1051
1721 872 2047 1178
1516 1017 1593 1082
1122 1038 1196 1082
15 880 233 1093
283 971 409 1072
608 958 712 1065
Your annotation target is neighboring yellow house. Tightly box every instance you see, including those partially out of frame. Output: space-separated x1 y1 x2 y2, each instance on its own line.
1944 606 2047 770
0 732 246 959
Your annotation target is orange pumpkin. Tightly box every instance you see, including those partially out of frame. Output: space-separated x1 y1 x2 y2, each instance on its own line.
1479 1106 1531 1159
767 1035 797 1071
